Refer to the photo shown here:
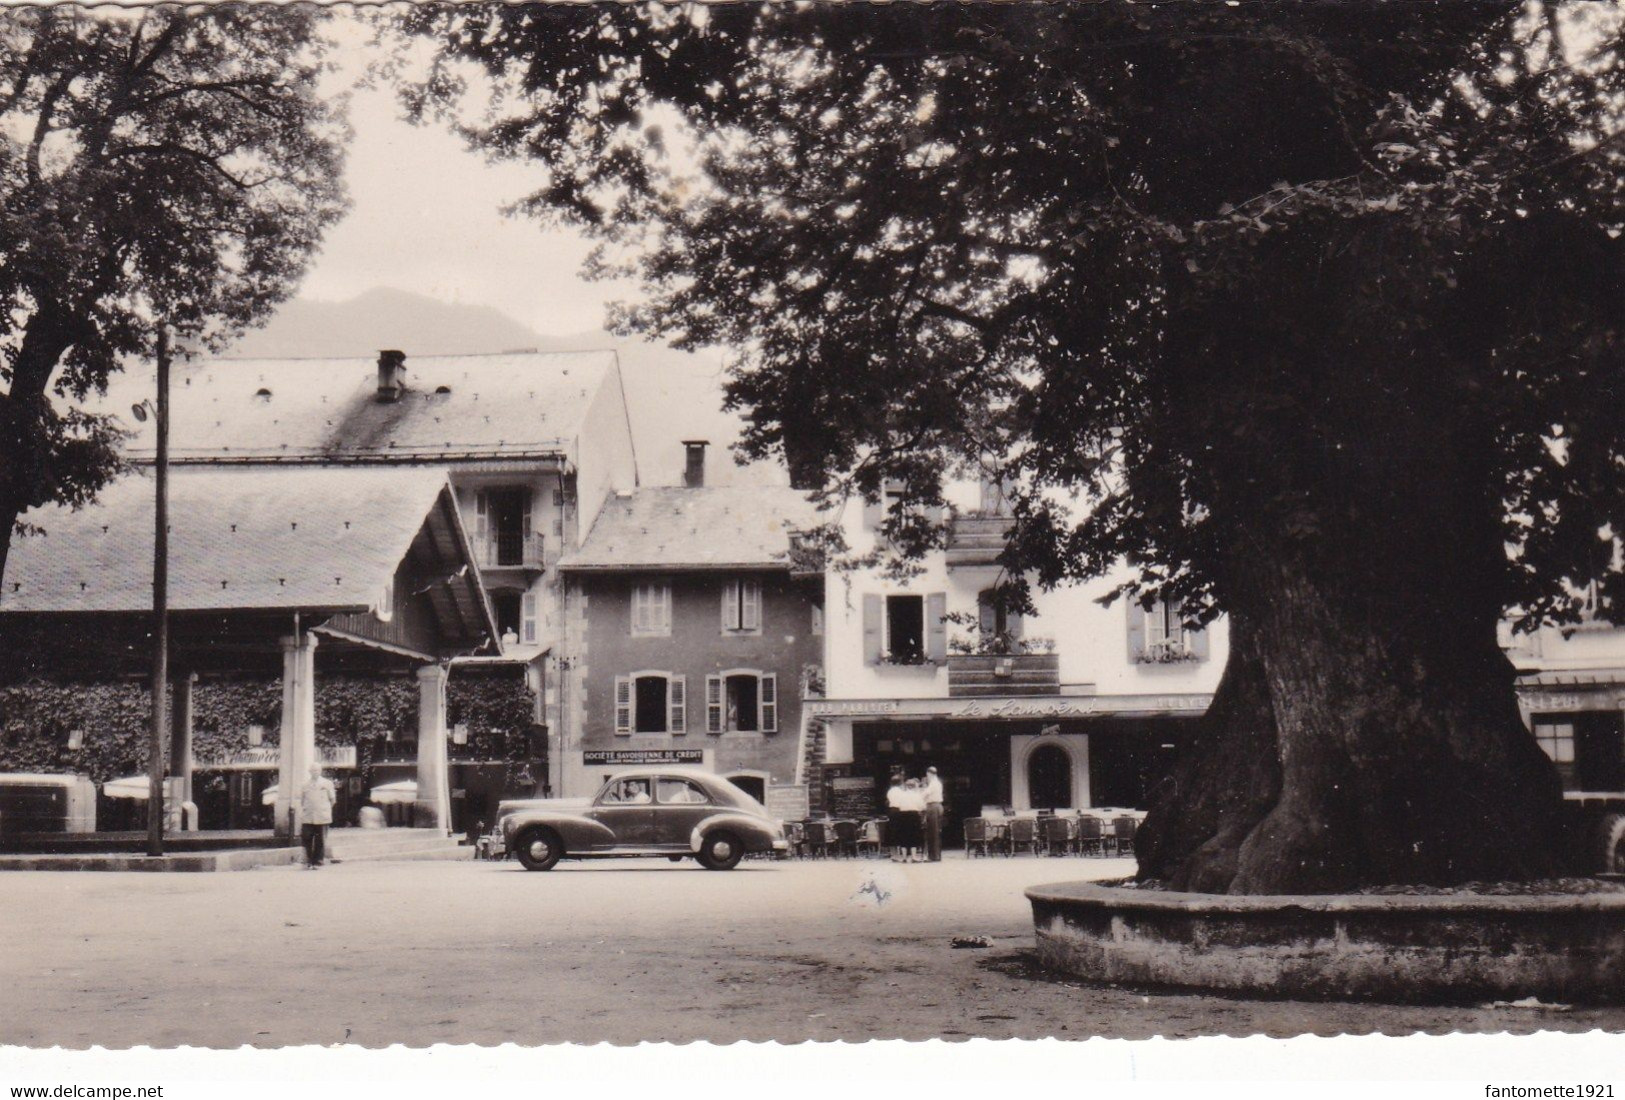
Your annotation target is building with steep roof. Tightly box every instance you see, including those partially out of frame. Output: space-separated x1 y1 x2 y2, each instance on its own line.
6 348 641 836
555 446 824 807
0 465 496 837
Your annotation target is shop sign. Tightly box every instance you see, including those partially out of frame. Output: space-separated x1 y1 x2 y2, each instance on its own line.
583 749 704 765
195 746 356 771
765 784 810 821
809 694 1214 721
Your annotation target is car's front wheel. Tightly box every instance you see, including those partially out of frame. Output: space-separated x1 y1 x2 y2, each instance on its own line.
514 827 563 872
697 831 744 871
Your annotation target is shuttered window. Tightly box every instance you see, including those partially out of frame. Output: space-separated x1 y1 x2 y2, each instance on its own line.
521 592 538 644
669 675 687 734
617 672 683 734
705 671 778 733
613 676 632 734
721 578 762 633
631 581 672 636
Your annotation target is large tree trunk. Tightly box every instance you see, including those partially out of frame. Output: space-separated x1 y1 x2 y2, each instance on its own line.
1138 496 1568 895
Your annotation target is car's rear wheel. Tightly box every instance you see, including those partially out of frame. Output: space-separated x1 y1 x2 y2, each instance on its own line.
514 827 562 872
697 831 744 871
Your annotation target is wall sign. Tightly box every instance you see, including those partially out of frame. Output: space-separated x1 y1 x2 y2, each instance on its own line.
807 694 1214 721
765 784 810 822
195 746 357 771
583 749 704 765
829 776 878 819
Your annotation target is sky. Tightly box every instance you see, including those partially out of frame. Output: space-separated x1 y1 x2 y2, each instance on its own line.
298 18 632 338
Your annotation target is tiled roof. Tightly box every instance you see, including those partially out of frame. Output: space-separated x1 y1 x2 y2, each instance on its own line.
560 486 821 571
1 466 455 614
96 350 620 463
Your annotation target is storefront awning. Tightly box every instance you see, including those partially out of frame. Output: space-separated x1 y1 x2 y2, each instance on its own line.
806 692 1214 723
103 776 157 800
370 779 418 805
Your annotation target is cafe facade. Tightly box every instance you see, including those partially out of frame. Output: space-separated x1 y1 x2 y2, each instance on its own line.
809 478 1227 832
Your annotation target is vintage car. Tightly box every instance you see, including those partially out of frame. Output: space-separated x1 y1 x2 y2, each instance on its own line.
499 767 789 871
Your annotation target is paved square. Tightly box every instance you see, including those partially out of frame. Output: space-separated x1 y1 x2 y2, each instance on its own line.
4 855 1623 1046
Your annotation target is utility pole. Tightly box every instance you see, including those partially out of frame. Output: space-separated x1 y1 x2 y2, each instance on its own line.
146 327 171 858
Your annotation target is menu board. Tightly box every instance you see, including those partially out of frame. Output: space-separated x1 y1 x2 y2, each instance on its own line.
765 784 810 822
830 776 878 819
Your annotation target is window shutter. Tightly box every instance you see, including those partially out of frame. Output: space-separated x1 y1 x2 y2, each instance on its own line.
520 591 539 643
926 592 948 663
978 592 997 637
862 496 883 530
658 584 671 634
862 594 883 665
706 675 723 733
743 580 761 631
1189 625 1210 661
722 580 739 632
614 676 632 734
631 586 644 634
475 490 490 564
669 675 687 734
760 674 777 733
1126 602 1147 662
521 491 534 563
521 592 537 644
1147 601 1169 647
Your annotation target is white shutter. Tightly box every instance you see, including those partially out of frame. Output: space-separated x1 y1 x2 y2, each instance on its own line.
706 675 723 733
743 580 761 631
760 673 777 733
631 585 648 635
669 675 687 734
722 580 739 632
475 490 490 565
1147 601 1169 647
521 490 534 564
658 584 672 634
614 676 632 734
521 592 537 644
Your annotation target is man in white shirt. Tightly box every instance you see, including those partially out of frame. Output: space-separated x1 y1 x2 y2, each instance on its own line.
923 765 945 862
300 764 337 869
885 773 908 862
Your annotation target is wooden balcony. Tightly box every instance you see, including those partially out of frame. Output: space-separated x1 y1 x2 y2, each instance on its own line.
946 514 1012 569
947 653 1061 698
478 531 547 572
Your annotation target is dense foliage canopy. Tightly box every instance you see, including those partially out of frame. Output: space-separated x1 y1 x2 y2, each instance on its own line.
402 1 1624 626
403 2 1625 891
0 6 348 581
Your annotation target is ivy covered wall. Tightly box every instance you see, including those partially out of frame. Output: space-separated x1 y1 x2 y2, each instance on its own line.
0 671 539 784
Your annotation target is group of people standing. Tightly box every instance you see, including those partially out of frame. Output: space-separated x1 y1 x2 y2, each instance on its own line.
885 766 945 863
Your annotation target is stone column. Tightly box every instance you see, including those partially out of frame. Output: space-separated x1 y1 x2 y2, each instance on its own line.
273 633 319 837
169 671 197 830
415 663 451 834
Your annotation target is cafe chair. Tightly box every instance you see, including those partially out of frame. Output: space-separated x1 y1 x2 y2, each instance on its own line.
963 817 992 858
857 818 885 858
832 818 861 859
1108 815 1139 858
803 819 834 859
1042 814 1075 856
1076 815 1104 857
1007 816 1041 857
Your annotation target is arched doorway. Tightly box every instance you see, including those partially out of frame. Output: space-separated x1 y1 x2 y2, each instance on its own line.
725 774 767 803
1027 743 1073 810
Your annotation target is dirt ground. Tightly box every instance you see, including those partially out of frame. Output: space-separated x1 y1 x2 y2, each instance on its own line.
4 853 1624 1048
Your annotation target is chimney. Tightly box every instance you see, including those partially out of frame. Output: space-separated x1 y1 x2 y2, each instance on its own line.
682 440 709 488
376 349 406 403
